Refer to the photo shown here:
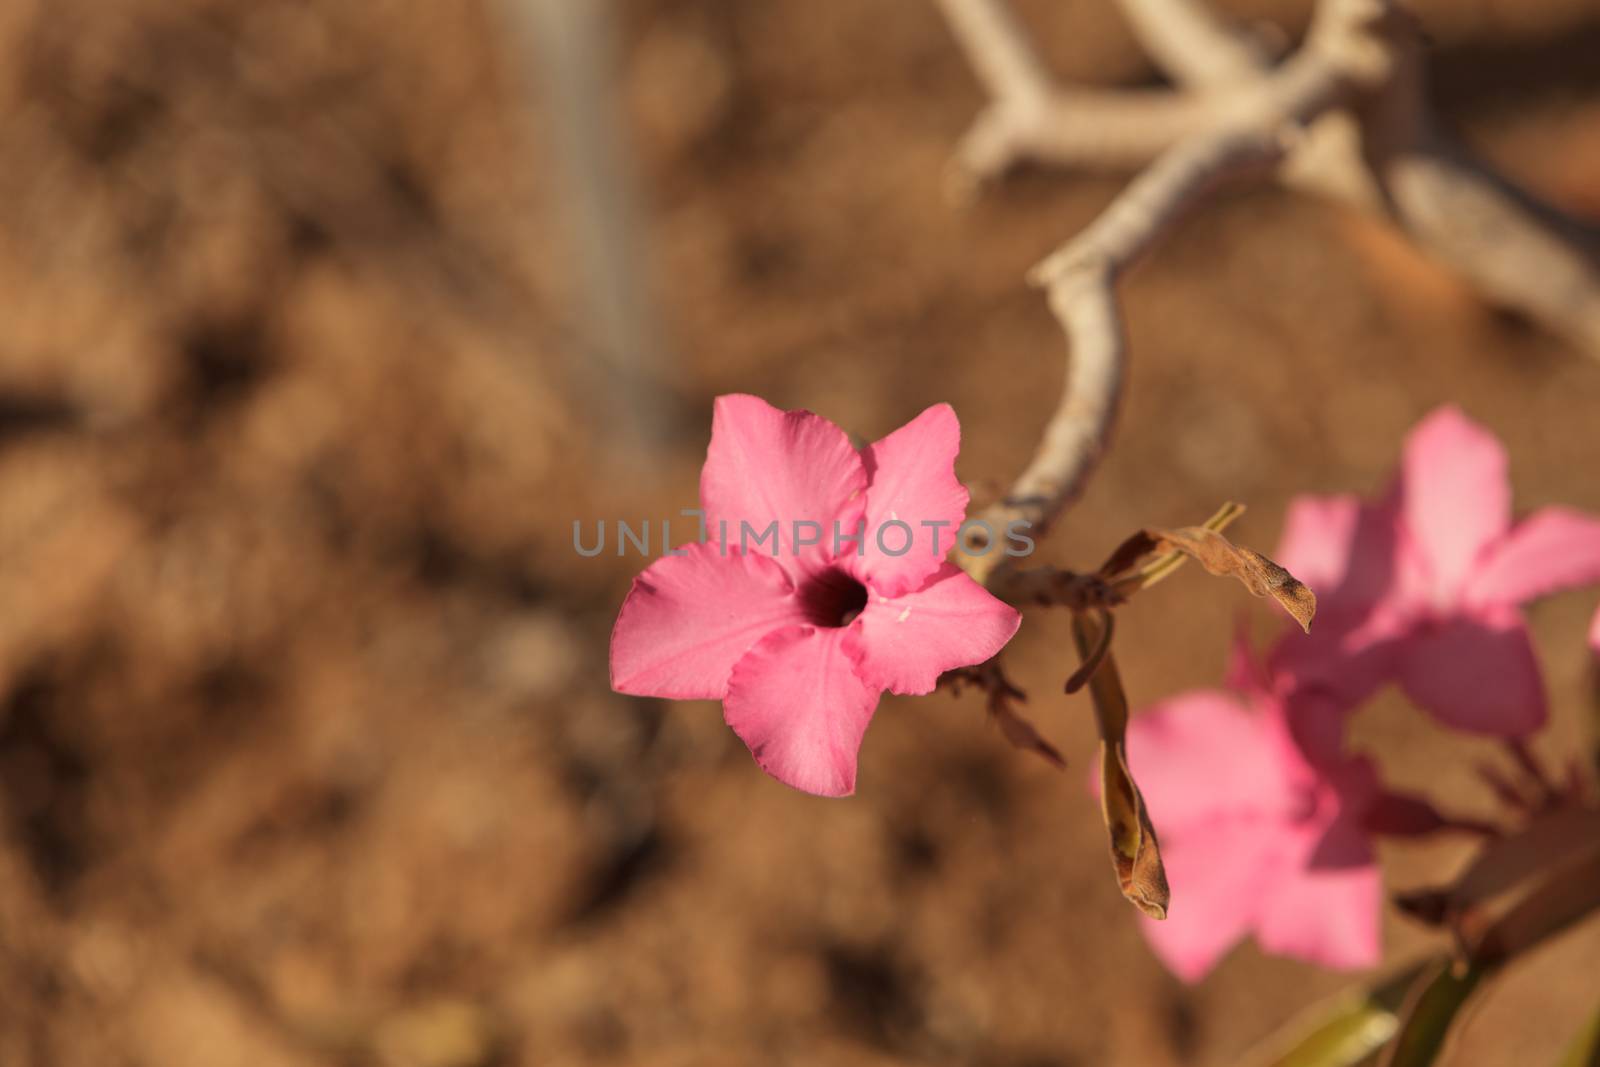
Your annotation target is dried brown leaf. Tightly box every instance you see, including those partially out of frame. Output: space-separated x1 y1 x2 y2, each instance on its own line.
1071 612 1129 741
1100 501 1246 589
1096 530 1160 580
990 701 1067 770
1100 740 1169 919
1063 609 1115 694
1071 612 1168 919
1149 525 1317 632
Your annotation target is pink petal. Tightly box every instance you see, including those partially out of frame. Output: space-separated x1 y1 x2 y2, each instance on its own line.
1399 406 1511 599
610 543 804 699
1140 815 1285 982
1123 691 1298 829
1274 493 1401 616
1395 609 1547 736
699 395 867 578
1467 506 1600 608
723 625 880 797
1268 618 1403 720
849 404 971 598
1256 819 1381 971
1270 490 1412 709
1279 691 1359 775
848 563 1020 695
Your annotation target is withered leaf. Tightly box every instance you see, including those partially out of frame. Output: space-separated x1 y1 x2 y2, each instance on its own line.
1147 525 1317 633
1071 612 1169 920
952 661 1067 771
1063 609 1114 694
1100 741 1169 920
1100 501 1245 588
1071 612 1130 741
1096 530 1160 581
990 699 1067 769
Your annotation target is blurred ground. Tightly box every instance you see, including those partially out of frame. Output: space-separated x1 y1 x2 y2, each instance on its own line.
1 0 1598 1064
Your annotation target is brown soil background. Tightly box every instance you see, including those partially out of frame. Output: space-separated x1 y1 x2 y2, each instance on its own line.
1 0 1598 1064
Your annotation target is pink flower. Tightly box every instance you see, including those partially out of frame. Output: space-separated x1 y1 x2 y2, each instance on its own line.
1274 407 1600 736
1123 648 1382 981
610 395 1021 796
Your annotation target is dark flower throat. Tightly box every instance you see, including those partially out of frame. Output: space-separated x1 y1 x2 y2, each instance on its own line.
800 568 868 627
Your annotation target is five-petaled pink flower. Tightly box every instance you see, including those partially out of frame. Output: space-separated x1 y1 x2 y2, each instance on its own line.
1123 645 1382 981
1274 406 1600 736
610 395 1021 796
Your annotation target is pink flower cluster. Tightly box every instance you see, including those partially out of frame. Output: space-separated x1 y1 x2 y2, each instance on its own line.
1127 407 1600 980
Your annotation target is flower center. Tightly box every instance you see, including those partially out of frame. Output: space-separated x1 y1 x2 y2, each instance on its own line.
799 568 869 628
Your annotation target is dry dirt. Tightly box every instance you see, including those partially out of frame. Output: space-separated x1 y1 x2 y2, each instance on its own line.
1 0 1598 1064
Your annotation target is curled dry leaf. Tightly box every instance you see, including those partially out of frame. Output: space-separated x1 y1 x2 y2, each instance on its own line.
1095 502 1318 635
947 661 1066 770
1063 608 1114 694
991 699 1068 770
1096 529 1163 581
1071 611 1169 920
1144 525 1317 633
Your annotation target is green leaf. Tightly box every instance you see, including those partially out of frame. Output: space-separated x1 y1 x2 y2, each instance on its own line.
1377 959 1485 1067
1238 958 1435 1067
1557 1003 1600 1067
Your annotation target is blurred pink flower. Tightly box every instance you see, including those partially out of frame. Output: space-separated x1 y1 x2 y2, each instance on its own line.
610 395 1020 796
1125 647 1381 981
1274 406 1600 736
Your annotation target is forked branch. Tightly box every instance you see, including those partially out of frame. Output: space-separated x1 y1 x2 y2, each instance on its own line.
940 0 1600 585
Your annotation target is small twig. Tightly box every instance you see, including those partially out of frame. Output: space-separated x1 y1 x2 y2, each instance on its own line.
953 90 1209 190
985 565 1122 610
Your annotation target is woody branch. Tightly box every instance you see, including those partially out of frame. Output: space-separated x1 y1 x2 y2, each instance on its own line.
939 0 1600 586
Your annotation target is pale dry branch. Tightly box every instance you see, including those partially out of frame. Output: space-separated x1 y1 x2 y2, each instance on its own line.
1113 0 1275 87
934 0 1206 189
954 90 1207 187
1381 143 1600 354
497 0 681 450
938 0 1600 584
